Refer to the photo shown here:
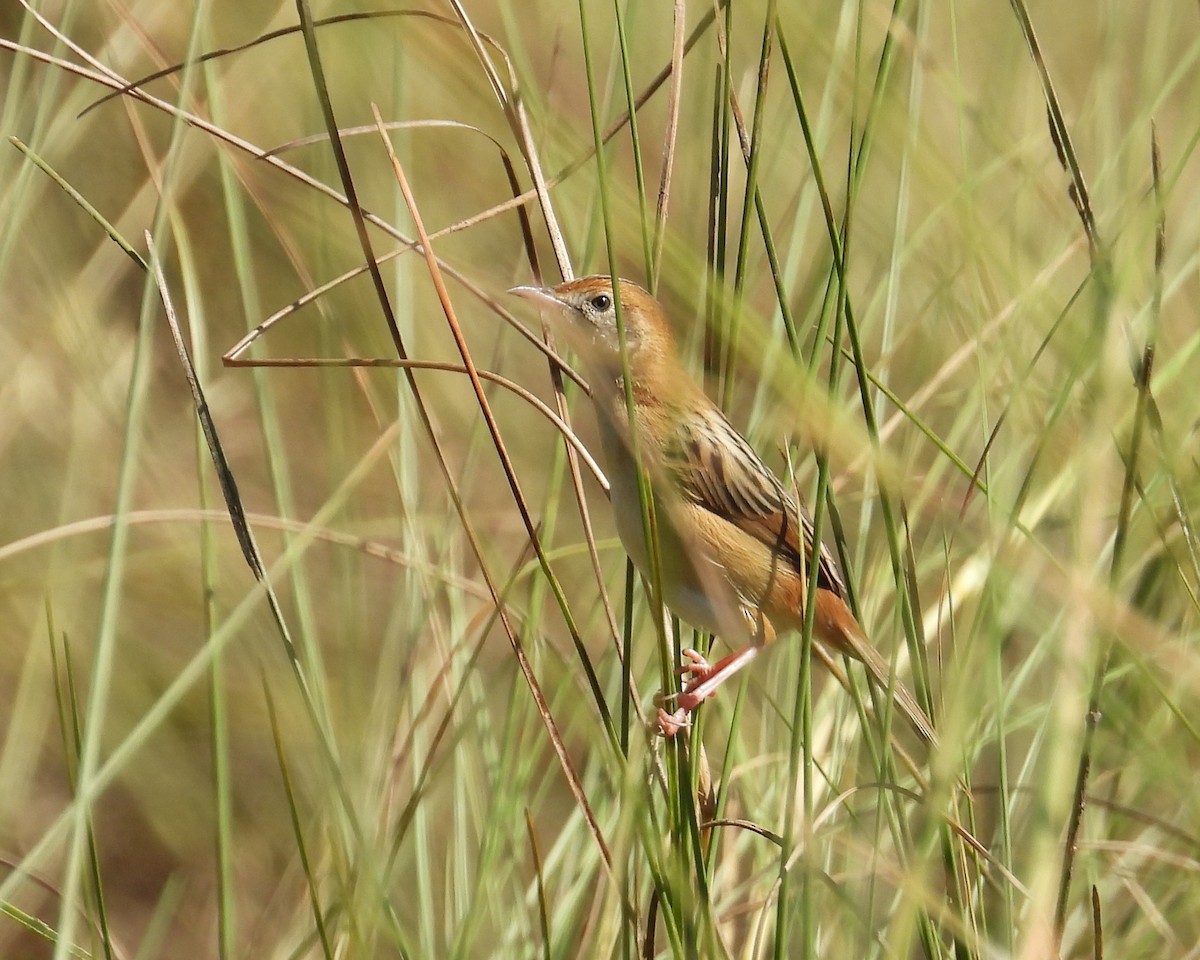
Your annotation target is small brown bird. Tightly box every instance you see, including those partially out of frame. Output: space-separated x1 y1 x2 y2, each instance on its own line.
510 276 936 744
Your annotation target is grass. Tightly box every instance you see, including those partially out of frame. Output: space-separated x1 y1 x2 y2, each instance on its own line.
1 0 1199 957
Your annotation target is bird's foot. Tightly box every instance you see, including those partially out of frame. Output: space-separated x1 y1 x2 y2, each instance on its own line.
654 650 718 736
656 706 690 737
677 649 719 708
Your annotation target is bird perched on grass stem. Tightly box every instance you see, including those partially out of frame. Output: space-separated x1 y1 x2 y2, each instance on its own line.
510 276 936 744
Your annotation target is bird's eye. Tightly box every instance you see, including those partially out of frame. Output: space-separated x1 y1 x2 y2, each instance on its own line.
589 294 612 311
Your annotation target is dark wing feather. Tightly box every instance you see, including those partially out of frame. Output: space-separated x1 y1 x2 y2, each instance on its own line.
664 409 847 597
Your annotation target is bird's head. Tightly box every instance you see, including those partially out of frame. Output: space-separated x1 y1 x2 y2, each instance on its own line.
508 276 675 382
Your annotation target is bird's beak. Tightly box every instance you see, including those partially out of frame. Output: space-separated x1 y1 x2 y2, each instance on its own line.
507 285 565 311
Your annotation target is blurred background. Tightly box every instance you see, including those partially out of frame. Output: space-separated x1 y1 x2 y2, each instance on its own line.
1 1 1198 957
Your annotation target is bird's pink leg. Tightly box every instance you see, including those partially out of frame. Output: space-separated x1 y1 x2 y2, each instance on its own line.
656 646 762 736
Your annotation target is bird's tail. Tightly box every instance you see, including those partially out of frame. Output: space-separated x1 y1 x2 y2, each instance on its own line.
846 632 938 746
815 597 939 746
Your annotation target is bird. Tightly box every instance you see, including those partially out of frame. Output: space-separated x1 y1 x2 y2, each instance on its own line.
509 276 936 744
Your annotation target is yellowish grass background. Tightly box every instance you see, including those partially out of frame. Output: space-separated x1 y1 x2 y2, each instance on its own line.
1 1 1198 957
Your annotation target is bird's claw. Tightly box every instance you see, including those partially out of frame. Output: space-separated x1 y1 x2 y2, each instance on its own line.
677 650 719 707
654 650 718 736
677 648 716 683
656 706 690 737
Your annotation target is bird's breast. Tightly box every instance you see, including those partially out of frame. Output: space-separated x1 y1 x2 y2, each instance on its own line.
597 413 755 638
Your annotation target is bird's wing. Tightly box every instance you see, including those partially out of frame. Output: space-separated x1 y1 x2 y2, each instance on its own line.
663 407 847 597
